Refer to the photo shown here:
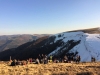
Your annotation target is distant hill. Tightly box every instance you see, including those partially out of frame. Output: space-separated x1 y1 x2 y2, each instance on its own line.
0 27 100 61
0 34 50 52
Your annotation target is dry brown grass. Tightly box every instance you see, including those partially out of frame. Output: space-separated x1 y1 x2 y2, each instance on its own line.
0 62 100 75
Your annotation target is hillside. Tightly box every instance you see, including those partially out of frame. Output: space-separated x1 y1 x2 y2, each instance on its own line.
0 27 100 61
0 34 49 52
67 27 100 34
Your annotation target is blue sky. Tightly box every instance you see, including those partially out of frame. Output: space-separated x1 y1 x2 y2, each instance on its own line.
0 0 100 35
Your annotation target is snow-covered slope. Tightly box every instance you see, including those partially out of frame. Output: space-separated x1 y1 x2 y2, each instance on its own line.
48 31 100 62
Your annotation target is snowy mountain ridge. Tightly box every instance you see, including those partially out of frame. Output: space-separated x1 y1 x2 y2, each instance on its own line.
48 31 100 62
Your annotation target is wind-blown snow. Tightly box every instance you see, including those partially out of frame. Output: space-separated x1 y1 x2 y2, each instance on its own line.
85 34 100 61
67 33 100 62
48 31 100 62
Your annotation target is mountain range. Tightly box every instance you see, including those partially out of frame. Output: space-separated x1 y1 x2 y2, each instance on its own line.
0 27 100 62
0 34 49 52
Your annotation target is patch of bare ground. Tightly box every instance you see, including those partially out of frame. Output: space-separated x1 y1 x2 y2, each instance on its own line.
0 62 100 75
